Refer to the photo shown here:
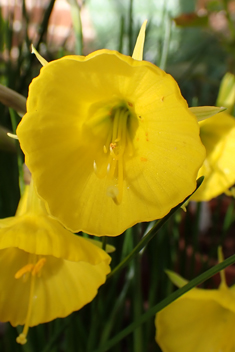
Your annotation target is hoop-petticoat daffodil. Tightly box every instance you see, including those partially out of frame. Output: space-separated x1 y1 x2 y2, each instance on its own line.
17 22 205 236
191 112 235 201
155 255 235 352
0 182 111 345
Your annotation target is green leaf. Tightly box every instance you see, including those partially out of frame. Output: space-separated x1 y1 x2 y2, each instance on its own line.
94 252 235 352
108 177 204 279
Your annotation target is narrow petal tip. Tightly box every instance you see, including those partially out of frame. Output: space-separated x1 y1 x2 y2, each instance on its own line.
132 20 147 61
31 44 48 66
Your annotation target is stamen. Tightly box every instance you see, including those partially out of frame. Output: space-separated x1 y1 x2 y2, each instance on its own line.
16 256 46 344
93 102 138 205
15 264 34 279
32 258 46 276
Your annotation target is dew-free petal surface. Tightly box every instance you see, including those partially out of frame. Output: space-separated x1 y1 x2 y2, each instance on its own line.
17 50 205 235
191 112 235 201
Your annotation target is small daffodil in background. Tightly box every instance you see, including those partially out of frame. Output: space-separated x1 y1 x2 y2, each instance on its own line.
17 21 205 236
216 72 235 115
190 111 235 201
0 182 111 345
190 71 235 202
155 248 235 352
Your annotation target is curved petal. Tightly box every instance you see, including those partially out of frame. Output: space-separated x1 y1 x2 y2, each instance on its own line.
156 294 235 352
0 214 111 265
0 247 110 326
17 50 205 236
191 112 235 201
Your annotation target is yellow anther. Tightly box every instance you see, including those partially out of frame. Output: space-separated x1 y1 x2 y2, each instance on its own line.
15 257 46 279
32 258 46 276
93 102 138 205
15 264 34 279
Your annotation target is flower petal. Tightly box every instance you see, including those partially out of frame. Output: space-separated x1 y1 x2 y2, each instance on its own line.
132 20 147 61
17 50 205 235
0 214 111 265
0 247 110 326
156 293 235 352
191 112 235 201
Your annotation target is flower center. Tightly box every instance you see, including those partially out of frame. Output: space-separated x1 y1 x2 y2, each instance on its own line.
92 102 138 205
15 255 46 345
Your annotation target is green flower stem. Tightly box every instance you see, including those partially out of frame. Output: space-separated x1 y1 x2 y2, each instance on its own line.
108 177 204 280
223 0 235 41
118 16 125 53
99 268 133 344
128 0 133 56
41 317 72 352
102 236 107 251
189 201 201 277
159 15 171 71
68 0 83 55
93 252 235 352
18 0 56 93
132 233 143 352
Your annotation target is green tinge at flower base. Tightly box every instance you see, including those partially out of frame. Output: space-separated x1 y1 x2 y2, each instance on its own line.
191 112 235 201
17 22 205 236
0 182 111 345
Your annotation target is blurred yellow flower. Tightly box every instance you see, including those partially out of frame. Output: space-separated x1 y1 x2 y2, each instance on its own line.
155 267 235 352
0 183 111 344
17 24 205 236
191 112 235 201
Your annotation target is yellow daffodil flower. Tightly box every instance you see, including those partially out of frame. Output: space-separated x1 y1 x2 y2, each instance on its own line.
155 250 235 352
0 182 111 344
17 22 205 236
191 112 235 201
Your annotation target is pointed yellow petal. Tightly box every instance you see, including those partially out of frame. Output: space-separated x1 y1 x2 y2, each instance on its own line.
132 20 147 61
7 132 19 140
165 270 188 288
31 44 48 66
190 106 226 122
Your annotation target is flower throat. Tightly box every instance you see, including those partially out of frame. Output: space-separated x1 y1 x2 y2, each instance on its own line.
93 102 138 205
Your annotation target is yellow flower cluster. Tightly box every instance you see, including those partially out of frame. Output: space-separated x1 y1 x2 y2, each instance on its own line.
2 20 235 347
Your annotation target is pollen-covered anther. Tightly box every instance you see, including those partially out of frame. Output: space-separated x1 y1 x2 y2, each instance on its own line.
93 102 138 205
15 257 46 279
32 258 46 276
